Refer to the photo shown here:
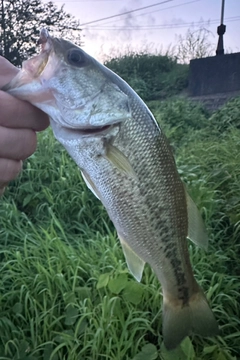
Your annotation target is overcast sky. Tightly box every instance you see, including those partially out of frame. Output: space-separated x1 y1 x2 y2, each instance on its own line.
45 0 240 60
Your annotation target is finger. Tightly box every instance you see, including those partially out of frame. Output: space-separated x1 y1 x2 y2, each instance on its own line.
0 91 49 131
0 126 37 160
0 57 19 87
0 158 22 183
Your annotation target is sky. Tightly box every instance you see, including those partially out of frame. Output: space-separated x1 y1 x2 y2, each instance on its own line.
44 0 240 61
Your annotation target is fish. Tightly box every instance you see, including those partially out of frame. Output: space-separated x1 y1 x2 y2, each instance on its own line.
3 28 219 350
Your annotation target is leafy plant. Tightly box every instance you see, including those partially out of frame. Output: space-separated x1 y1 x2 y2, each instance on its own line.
0 0 82 66
0 61 240 359
105 52 188 101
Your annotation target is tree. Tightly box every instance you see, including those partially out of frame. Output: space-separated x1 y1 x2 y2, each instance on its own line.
0 0 82 66
175 26 215 63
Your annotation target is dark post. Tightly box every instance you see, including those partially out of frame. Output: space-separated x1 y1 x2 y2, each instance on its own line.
216 0 226 55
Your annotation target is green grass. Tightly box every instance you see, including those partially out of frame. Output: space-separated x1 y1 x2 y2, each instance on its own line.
0 97 240 359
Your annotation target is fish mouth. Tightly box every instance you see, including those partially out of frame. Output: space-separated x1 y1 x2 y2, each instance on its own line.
72 124 112 136
2 30 52 92
37 28 50 48
53 122 115 139
24 29 53 77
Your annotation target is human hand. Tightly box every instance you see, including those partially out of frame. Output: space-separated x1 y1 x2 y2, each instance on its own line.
0 56 49 195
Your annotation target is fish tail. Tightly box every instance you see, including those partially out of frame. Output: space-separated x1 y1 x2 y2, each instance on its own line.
162 287 219 350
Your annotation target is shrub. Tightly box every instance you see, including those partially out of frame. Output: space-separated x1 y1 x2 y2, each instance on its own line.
105 52 189 101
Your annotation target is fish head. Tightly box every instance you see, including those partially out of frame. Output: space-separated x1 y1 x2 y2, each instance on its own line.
3 28 131 131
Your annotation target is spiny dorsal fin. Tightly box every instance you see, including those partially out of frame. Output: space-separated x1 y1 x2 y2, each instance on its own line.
118 234 145 282
104 143 136 178
186 191 208 251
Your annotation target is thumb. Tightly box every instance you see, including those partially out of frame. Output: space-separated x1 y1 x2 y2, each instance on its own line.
0 56 19 88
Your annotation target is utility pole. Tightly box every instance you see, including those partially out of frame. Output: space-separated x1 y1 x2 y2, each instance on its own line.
216 0 226 55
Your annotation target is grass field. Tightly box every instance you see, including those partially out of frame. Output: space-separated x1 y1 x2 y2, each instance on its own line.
0 97 239 360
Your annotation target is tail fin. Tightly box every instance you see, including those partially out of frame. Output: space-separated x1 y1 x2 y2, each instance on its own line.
162 288 219 350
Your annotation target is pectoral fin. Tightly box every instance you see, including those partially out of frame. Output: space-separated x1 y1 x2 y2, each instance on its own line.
104 144 136 178
118 234 145 282
81 170 100 200
186 191 208 250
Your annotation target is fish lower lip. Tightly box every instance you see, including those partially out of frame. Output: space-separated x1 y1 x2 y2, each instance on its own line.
63 124 112 136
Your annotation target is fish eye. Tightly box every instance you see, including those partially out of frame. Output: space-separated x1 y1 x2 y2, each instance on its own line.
67 49 86 67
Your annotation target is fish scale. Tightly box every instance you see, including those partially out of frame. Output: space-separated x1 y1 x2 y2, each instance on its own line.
2 28 219 350
73 88 195 305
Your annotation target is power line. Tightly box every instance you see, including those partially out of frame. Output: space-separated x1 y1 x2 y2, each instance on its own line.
83 0 201 28
84 16 240 31
53 0 120 1
91 16 240 29
53 0 120 2
79 0 175 26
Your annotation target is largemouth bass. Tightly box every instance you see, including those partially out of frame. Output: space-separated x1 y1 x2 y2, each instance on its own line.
3 29 218 350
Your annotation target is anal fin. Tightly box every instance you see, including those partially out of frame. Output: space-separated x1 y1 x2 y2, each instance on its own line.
118 234 145 282
186 190 208 250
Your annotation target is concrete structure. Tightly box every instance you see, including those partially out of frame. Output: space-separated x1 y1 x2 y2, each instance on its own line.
188 52 240 111
189 52 240 96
